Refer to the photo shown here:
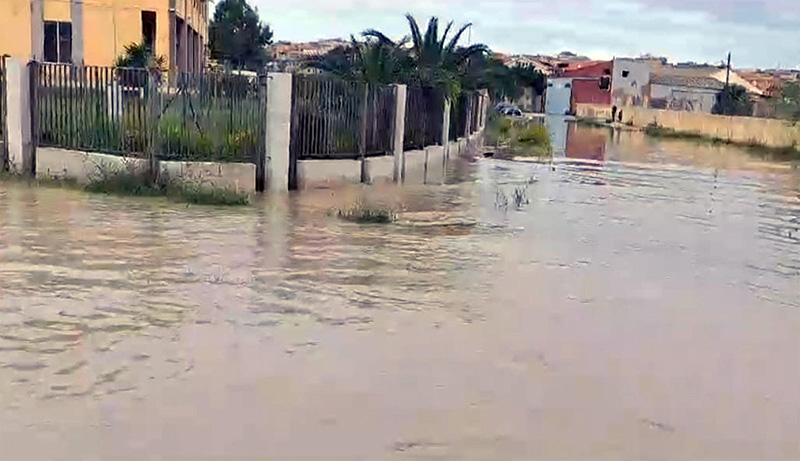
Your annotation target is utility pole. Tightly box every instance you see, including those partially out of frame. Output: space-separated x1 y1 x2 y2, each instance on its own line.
725 52 731 88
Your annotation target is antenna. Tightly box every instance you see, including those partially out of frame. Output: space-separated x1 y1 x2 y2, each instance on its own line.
725 52 731 88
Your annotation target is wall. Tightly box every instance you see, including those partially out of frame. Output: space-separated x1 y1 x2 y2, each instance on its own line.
296 130 484 189
0 0 33 59
571 79 611 106
546 78 572 115
649 83 718 113
0 0 207 69
575 104 800 149
611 58 651 106
36 147 256 192
574 103 613 121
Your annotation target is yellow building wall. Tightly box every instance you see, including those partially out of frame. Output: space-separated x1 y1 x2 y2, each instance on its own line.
0 0 32 59
0 0 208 68
44 0 71 21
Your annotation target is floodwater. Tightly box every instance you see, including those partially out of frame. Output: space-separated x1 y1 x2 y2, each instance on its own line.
1 121 798 460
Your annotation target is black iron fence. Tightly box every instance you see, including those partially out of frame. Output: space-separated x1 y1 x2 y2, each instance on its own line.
404 86 444 151
157 72 267 164
36 64 150 155
33 63 267 164
290 75 396 160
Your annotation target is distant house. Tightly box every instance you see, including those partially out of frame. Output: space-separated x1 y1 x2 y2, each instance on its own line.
515 87 544 113
611 58 652 107
545 78 573 115
562 61 612 109
648 74 724 113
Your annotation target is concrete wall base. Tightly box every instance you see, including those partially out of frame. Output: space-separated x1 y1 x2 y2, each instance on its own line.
36 148 255 192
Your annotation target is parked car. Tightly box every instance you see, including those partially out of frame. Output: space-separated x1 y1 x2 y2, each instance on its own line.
494 102 511 113
502 104 522 116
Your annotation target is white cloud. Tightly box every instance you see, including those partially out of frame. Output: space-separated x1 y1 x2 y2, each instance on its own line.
231 0 800 68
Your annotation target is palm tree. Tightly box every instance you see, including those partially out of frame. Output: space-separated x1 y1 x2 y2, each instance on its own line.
402 14 488 94
114 42 166 72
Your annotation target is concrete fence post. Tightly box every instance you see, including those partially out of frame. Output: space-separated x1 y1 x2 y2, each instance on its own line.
441 97 451 158
391 84 406 182
266 72 292 193
5 58 34 176
146 70 161 183
30 0 44 61
70 0 85 66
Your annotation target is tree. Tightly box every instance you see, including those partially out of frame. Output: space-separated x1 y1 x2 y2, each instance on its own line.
209 0 273 71
775 81 800 123
114 42 166 71
712 84 753 116
402 14 488 95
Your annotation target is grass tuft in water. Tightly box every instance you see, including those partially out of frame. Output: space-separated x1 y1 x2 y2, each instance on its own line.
336 202 396 224
80 164 250 206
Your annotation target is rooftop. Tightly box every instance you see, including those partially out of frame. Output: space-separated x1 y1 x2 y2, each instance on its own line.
649 74 724 90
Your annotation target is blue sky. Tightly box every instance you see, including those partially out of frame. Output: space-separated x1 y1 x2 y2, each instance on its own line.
236 0 800 69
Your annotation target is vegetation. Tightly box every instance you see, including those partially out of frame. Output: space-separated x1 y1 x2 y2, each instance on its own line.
712 84 753 116
643 122 799 160
774 82 800 123
209 0 273 70
81 162 251 205
310 14 544 105
486 115 552 157
114 42 166 72
336 202 396 223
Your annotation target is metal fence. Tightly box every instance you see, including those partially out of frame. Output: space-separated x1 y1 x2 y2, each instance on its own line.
469 92 481 134
34 63 267 165
36 64 151 155
157 72 267 164
290 75 396 160
404 86 444 151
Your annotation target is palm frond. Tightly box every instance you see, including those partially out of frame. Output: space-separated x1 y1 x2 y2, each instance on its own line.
439 21 454 53
362 29 396 47
405 13 423 58
445 23 472 55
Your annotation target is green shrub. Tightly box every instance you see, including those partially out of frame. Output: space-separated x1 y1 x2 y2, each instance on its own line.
516 123 550 145
336 202 395 223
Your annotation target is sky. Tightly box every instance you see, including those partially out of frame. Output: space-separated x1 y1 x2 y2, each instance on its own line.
227 0 800 70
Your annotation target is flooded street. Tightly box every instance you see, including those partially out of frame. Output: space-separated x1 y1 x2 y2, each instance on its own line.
1 122 798 460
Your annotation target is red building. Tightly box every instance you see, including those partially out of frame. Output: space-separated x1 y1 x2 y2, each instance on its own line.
561 61 613 110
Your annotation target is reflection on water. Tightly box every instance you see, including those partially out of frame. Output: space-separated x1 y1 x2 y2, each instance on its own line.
1 124 798 460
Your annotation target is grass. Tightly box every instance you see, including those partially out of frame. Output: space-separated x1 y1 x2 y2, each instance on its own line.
86 171 250 206
486 115 552 158
576 118 613 128
336 202 396 224
643 122 800 160
2 167 250 206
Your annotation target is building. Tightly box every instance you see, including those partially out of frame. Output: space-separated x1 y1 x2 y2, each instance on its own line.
0 0 208 72
562 61 612 109
648 74 724 113
545 78 573 115
611 58 652 107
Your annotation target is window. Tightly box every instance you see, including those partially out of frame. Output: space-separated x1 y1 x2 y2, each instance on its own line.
44 21 72 63
142 11 157 53
564 83 571 88
599 76 611 90
622 70 630 78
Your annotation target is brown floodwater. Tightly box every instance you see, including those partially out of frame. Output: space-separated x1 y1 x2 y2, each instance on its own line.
1 122 799 460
